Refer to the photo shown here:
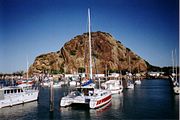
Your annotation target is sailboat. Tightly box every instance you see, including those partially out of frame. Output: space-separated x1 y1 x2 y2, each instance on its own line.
16 57 34 86
171 49 180 94
126 56 134 89
134 66 141 85
60 9 112 109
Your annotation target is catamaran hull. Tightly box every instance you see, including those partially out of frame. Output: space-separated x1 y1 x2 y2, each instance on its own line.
89 94 112 109
60 94 112 109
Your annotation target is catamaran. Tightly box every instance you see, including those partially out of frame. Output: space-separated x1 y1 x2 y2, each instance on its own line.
60 81 111 109
60 8 112 109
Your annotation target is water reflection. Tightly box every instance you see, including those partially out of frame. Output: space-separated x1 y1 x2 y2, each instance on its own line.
0 101 38 120
59 93 124 120
89 101 112 116
111 94 124 110
59 100 113 120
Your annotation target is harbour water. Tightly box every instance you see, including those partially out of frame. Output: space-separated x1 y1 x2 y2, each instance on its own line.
0 79 179 120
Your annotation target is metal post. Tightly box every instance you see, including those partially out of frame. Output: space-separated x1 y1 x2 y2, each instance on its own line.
49 77 54 112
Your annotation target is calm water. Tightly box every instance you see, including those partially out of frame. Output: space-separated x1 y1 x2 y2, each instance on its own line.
0 79 179 120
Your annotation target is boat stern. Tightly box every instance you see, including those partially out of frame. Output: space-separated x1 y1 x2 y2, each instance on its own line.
60 97 73 107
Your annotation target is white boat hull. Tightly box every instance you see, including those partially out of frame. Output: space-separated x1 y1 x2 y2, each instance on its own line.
89 93 111 109
101 80 123 94
0 90 39 108
173 86 180 94
135 80 141 85
127 83 134 89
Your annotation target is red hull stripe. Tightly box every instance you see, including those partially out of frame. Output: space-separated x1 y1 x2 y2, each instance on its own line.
96 95 111 105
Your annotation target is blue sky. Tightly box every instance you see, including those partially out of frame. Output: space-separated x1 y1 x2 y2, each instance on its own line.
0 0 179 73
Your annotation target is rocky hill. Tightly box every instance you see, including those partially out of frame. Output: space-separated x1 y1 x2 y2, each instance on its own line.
29 31 148 75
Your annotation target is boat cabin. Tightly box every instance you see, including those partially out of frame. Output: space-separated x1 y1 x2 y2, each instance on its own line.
76 84 95 96
77 87 94 96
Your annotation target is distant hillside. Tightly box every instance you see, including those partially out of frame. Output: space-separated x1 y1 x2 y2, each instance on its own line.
29 31 148 75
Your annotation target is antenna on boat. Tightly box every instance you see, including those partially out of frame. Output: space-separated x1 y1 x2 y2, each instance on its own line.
88 8 93 80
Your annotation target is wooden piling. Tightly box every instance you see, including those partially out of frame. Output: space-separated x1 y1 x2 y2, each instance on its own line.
49 79 54 112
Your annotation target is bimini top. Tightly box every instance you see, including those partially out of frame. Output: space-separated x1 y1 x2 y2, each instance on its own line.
82 79 93 86
77 79 95 89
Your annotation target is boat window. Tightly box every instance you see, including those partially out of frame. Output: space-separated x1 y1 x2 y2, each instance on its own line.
70 91 81 96
21 89 23 92
7 90 10 94
4 90 6 94
11 89 13 93
18 89 21 93
75 91 81 96
14 89 17 93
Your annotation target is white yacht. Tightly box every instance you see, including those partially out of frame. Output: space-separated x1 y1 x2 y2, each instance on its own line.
101 79 123 94
0 84 39 108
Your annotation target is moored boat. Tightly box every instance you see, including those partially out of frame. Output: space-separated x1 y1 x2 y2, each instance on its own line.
0 84 39 108
127 81 134 89
101 79 123 94
60 83 111 109
134 80 141 85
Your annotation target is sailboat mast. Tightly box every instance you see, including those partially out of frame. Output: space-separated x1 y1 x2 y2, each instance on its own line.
26 56 29 80
88 8 93 80
172 50 174 74
129 56 131 73
175 49 177 82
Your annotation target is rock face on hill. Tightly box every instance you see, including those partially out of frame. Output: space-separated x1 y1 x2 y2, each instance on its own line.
29 31 148 75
